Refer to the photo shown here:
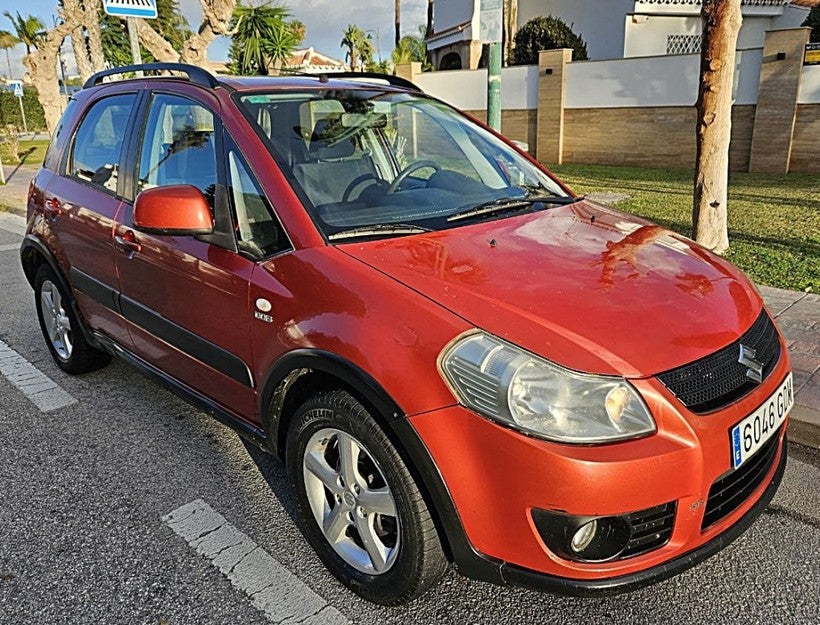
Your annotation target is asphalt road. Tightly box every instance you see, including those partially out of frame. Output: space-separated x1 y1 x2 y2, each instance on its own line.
0 222 818 625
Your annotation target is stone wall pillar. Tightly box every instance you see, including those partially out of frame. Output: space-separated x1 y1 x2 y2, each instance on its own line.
748 28 811 173
536 48 572 165
394 62 422 85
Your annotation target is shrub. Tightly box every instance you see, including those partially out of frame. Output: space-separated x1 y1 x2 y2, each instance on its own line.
0 88 47 132
512 15 588 65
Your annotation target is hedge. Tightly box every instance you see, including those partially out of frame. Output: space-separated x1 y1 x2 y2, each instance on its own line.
0 89 47 132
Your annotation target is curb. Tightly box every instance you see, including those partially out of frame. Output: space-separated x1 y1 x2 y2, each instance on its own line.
788 405 820 450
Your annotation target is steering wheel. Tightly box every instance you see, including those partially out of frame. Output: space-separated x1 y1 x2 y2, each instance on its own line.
386 160 441 194
341 174 381 203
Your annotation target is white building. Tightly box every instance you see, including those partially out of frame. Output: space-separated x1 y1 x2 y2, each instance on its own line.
426 0 814 67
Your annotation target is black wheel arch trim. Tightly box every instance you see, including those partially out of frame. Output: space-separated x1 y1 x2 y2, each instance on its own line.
260 349 405 441
20 235 103 350
259 348 495 577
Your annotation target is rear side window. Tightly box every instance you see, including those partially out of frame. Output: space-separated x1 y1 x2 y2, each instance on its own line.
43 99 77 172
69 93 137 193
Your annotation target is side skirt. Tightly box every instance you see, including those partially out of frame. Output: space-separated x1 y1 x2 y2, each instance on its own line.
94 333 269 451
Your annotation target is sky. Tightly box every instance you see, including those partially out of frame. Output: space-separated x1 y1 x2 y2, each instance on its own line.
0 0 429 79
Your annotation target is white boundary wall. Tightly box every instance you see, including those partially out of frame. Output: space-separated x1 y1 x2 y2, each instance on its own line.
798 65 820 104
565 51 762 109
415 52 765 111
416 65 539 111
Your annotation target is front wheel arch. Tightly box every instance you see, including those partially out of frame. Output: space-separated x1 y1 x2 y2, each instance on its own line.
260 351 466 565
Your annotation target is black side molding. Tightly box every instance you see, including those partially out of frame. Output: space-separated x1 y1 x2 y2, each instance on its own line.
67 265 253 389
93 333 268 450
119 295 254 388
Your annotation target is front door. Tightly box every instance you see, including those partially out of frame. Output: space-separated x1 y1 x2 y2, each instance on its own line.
114 90 257 420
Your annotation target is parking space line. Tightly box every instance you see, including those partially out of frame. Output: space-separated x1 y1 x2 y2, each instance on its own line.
163 499 350 625
0 243 19 252
0 339 77 412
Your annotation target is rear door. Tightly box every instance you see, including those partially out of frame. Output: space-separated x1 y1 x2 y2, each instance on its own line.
45 91 140 345
113 88 258 420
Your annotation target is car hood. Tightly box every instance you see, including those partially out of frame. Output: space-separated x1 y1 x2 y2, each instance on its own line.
338 201 762 378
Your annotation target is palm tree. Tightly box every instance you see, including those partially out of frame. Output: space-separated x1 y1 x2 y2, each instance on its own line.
229 2 299 75
3 12 45 55
395 0 401 48
0 30 20 79
341 24 374 72
391 32 425 65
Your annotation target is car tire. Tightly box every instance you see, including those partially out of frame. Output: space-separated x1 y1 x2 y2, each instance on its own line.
34 264 111 374
286 388 448 605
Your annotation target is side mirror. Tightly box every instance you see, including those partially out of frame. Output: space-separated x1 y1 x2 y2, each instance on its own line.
134 185 214 236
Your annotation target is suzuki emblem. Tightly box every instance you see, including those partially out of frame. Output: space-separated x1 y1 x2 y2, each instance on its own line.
738 344 763 384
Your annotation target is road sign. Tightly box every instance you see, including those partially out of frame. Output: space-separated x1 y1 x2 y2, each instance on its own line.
103 0 158 19
10 81 23 98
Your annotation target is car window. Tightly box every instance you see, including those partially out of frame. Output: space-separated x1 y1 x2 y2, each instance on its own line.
44 98 77 172
137 93 217 206
225 136 290 259
237 90 567 239
69 94 137 193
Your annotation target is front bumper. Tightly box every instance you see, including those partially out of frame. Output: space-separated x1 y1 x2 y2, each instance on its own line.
406 349 791 591
499 437 786 595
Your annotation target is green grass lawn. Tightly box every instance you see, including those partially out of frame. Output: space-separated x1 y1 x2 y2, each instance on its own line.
1 139 49 167
550 164 819 292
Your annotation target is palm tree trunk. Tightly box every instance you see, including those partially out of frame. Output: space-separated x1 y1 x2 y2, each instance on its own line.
426 0 433 38
395 0 400 48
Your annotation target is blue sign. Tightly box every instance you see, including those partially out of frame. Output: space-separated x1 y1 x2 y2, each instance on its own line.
103 0 158 19
13 82 23 98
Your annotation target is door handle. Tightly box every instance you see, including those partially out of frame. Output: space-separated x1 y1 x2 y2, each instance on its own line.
44 197 63 217
113 231 141 255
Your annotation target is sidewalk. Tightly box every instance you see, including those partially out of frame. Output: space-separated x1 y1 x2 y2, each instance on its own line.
0 207 816 447
0 163 37 214
758 286 820 448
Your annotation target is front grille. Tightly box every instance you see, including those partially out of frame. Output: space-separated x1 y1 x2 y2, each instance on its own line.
701 429 781 530
657 311 781 413
619 502 676 559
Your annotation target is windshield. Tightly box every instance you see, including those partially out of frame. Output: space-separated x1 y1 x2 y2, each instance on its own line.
237 89 570 240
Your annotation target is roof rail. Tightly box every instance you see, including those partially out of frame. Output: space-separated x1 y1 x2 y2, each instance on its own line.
83 63 220 90
323 71 422 92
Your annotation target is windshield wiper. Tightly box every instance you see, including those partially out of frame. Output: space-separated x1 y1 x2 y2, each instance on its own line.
328 223 431 241
446 195 583 223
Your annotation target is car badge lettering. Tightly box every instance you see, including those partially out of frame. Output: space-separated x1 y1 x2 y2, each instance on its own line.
738 344 763 384
254 311 273 323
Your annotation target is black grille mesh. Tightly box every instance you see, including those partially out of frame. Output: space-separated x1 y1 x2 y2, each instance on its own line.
619 502 676 559
701 429 781 530
657 311 780 413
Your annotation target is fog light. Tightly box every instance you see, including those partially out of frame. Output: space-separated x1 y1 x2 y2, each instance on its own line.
570 520 597 552
531 509 632 562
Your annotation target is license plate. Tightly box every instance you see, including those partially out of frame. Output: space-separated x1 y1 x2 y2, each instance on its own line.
730 373 793 469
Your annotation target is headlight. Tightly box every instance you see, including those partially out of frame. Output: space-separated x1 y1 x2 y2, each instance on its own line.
439 332 655 444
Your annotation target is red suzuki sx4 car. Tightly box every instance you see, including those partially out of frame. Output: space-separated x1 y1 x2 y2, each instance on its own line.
20 63 792 605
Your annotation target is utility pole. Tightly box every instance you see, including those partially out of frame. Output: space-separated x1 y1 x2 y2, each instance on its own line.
127 17 143 75
481 0 503 131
